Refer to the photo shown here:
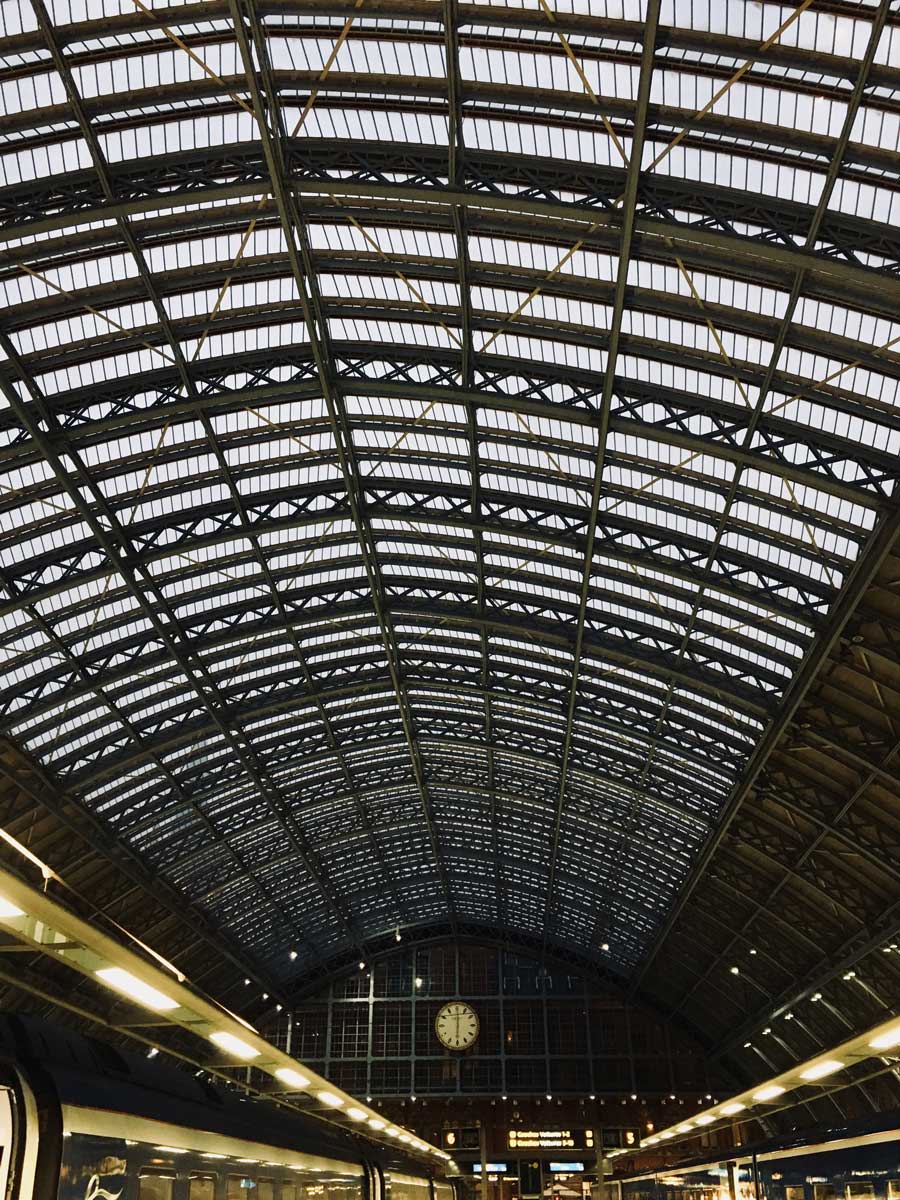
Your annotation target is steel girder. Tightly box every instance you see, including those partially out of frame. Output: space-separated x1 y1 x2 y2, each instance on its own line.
5 141 900 293
663 536 900 1056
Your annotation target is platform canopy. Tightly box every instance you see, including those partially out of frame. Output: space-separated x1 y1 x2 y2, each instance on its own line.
0 0 898 1039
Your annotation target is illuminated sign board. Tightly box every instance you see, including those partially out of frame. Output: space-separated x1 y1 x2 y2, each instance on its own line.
549 1164 585 1173
473 1165 508 1174
508 1131 594 1150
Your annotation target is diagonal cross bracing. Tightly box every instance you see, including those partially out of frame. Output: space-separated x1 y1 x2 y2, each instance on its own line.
226 0 457 929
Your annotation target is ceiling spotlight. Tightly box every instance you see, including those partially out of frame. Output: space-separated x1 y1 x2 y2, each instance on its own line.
811 992 822 1002
730 966 739 975
743 1042 752 1049
601 942 610 951
359 962 366 971
749 948 757 955
289 950 298 961
415 977 423 988
395 929 402 942
843 971 856 981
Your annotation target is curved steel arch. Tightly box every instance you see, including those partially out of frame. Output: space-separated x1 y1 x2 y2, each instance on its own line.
0 0 897 1014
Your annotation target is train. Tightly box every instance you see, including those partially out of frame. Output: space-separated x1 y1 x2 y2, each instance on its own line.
0 1014 454 1200
615 1111 900 1200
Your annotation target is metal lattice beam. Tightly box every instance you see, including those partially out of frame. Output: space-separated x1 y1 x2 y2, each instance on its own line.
226 0 457 932
632 0 897 992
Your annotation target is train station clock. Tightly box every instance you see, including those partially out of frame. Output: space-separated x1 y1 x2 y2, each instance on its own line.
435 1001 480 1050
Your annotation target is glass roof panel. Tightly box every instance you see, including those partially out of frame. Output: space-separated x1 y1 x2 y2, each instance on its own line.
0 0 895 980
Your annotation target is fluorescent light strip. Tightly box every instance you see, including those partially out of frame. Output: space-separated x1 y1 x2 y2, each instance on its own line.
95 967 178 1012
869 1025 900 1051
0 872 447 1160
643 1056 855 1150
800 1059 843 1081
275 1067 309 1089
209 1031 260 1061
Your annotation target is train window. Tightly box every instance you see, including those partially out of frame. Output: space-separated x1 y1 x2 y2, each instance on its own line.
190 1175 217 1200
813 1186 835 1200
257 1179 275 1200
139 1170 176 1200
845 1186 875 1200
888 1185 900 1200
786 1188 805 1200
279 1184 300 1200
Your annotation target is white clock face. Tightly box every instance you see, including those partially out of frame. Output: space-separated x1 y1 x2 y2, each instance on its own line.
435 1001 479 1050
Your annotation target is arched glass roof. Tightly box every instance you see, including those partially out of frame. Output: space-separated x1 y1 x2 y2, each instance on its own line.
0 0 898 983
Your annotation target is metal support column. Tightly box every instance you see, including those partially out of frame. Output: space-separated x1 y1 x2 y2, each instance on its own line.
480 1120 489 1200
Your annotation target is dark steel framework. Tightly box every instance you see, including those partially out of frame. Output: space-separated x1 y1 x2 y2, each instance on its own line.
266 941 717 1098
0 0 898 1092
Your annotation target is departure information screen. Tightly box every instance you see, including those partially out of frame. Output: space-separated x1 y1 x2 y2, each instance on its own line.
507 1129 640 1151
